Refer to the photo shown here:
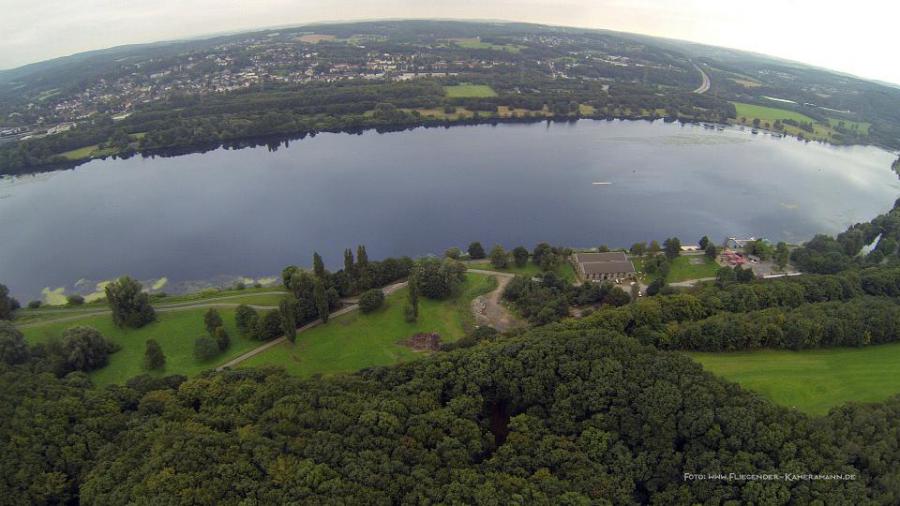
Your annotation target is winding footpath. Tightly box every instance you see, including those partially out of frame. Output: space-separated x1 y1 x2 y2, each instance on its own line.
467 269 525 332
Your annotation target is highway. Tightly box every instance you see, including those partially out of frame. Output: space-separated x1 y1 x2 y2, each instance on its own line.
692 63 710 94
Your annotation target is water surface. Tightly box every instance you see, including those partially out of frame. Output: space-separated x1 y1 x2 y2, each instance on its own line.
1 120 897 300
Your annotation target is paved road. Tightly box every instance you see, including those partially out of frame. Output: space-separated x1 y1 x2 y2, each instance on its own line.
215 280 408 371
692 63 710 94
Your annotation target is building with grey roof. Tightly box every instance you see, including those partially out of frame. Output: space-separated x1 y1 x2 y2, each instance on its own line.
572 252 636 282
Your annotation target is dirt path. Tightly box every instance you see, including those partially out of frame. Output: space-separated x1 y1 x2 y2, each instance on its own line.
215 281 408 371
16 301 281 329
467 269 525 332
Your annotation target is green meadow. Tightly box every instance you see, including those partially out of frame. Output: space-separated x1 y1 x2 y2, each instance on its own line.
444 84 498 98
240 273 495 378
468 260 577 282
733 102 815 123
20 307 264 386
632 254 719 283
687 342 900 415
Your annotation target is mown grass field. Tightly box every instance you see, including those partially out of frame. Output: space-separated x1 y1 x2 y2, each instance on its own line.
20 307 263 386
730 101 854 142
240 273 495 378
687 342 900 415
444 84 498 98
150 286 285 305
452 38 523 53
468 260 577 283
632 254 719 283
827 117 870 135
733 102 815 124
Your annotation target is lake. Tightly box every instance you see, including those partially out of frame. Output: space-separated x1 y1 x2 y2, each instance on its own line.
1 119 898 301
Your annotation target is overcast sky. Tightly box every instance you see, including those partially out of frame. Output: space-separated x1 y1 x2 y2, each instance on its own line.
1 0 897 84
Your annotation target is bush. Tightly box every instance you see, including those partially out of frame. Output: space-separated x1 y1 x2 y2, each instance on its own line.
489 245 509 269
444 247 462 259
143 339 165 370
214 326 230 351
67 294 85 306
255 311 282 341
512 246 529 268
235 304 258 336
193 336 220 361
0 322 29 365
60 326 120 372
105 276 156 328
27 300 42 309
359 289 385 313
0 283 14 320
204 308 223 335
416 258 467 299
467 241 486 259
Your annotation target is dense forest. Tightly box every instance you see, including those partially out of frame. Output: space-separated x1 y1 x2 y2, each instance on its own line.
3 325 899 504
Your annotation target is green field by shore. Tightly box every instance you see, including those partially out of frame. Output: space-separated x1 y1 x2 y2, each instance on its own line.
20 307 263 386
240 273 495 378
687 342 900 415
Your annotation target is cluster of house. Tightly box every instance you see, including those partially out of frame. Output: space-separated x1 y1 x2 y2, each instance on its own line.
572 236 764 283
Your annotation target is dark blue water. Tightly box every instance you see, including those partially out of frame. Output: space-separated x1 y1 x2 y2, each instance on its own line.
1 119 897 301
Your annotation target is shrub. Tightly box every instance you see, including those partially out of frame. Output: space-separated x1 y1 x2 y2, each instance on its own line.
255 311 283 341
204 308 223 335
67 294 85 306
105 276 156 328
416 258 466 299
61 326 120 372
193 336 220 361
27 300 42 309
235 305 258 336
143 339 165 370
489 245 509 269
359 289 385 313
214 326 230 351
0 322 29 365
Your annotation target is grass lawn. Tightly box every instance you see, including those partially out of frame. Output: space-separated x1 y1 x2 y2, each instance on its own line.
444 84 498 98
468 260 577 283
239 273 495 378
827 117 870 135
403 107 478 120
20 308 263 386
633 255 719 283
151 286 286 305
732 102 815 124
59 144 119 161
60 145 100 160
687 342 900 416
452 38 523 53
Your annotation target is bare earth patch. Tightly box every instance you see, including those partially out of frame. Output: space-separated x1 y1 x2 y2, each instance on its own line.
401 333 441 352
